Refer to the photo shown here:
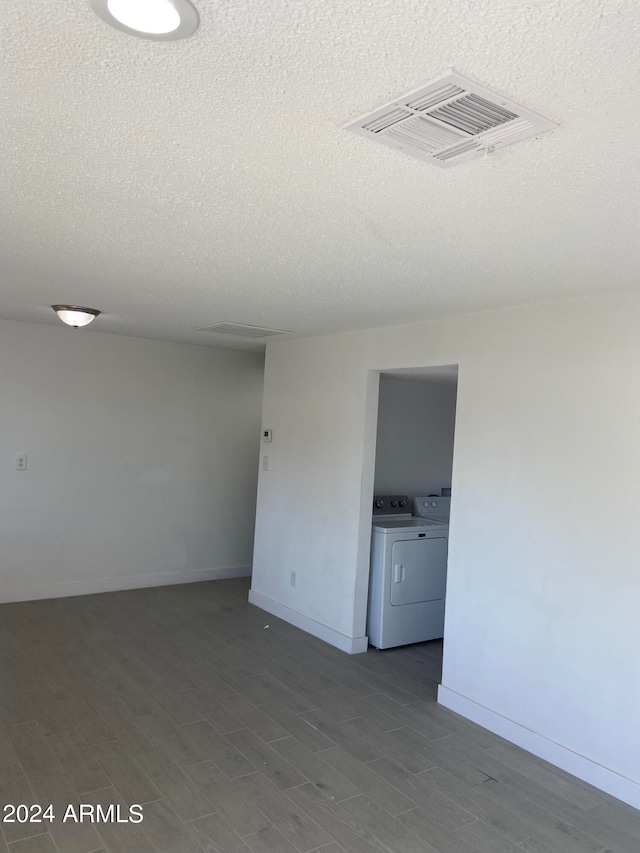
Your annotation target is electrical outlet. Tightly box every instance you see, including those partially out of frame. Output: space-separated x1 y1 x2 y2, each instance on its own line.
290 571 296 587
15 454 27 471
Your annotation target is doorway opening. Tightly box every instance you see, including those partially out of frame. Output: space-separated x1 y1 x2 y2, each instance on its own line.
362 365 459 693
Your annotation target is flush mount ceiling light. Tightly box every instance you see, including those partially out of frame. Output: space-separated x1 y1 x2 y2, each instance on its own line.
90 0 199 40
52 305 101 329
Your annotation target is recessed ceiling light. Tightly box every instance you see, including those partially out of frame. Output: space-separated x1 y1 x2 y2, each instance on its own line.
52 305 101 328
89 0 199 41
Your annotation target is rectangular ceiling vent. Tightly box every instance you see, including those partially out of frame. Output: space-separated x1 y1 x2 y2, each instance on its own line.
198 322 291 339
344 71 556 168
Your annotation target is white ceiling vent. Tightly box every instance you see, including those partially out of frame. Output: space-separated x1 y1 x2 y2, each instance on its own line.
198 322 291 339
344 71 556 168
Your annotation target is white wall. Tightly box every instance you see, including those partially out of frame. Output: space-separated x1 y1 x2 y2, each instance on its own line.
250 291 640 808
0 319 264 602
374 374 457 498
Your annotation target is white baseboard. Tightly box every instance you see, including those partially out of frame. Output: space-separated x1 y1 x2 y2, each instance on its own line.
438 685 640 811
0 566 252 604
248 589 368 655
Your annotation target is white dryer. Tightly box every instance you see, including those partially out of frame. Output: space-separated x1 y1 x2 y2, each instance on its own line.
367 495 449 650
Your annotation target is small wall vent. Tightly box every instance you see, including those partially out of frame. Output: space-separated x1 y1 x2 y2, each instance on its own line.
198 322 291 339
344 71 556 168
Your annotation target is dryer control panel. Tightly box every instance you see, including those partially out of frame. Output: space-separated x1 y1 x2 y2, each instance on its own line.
372 495 411 516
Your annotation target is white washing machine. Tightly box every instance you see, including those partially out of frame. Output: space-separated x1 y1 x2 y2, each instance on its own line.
367 495 449 649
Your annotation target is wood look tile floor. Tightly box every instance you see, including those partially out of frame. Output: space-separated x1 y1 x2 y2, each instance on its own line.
0 578 638 853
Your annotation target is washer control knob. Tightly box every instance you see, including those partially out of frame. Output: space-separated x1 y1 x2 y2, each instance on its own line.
431 501 438 507
375 500 384 509
423 501 429 508
390 500 397 507
399 500 406 507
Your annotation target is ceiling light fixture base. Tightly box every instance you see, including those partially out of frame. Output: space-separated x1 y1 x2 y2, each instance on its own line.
89 0 199 41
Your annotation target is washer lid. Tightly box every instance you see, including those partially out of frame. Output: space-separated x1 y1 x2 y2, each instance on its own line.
374 512 413 521
372 517 448 533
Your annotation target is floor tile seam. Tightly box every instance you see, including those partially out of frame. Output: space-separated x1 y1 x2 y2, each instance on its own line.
524 808 625 853
297 709 345 726
77 778 128 797
262 733 291 746
214 697 294 732
582 797 608 811
178 804 219 824
253 676 318 702
1 719 39 732
403 723 455 743
7 719 50 742
522 788 591 815
529 771 607 809
179 718 242 737
274 781 382 853
249 782 332 849
364 754 439 784
447 813 490 833
307 751 421 816
367 715 451 744
2 827 50 845
167 713 207 727
89 737 123 751
2 757 51 808
290 713 340 740
111 787 163 807
255 699 323 717
221 729 311 787
234 821 278 841
397 696 430 708
191 779 261 830
356 692 425 727
367 672 430 698
307 740 341 755
181 720 252 749
355 800 442 853
527 828 610 853
94 700 136 713
43 827 63 853
419 779 482 825
410 767 489 821
111 751 174 806
330 791 364 806
319 710 366 727
276 741 371 794
306 842 347 853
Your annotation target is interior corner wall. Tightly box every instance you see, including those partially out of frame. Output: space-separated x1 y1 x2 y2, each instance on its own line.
0 319 264 602
374 375 457 498
251 291 640 808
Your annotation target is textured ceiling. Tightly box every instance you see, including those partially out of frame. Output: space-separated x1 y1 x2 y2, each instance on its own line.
1 0 639 351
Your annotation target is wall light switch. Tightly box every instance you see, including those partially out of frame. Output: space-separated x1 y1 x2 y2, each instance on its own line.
263 455 269 471
15 454 27 471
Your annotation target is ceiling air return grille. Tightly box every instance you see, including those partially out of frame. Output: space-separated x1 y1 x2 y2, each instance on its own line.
198 322 291 339
344 71 556 168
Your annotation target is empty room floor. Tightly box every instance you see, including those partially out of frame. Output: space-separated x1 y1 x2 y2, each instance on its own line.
0 578 638 853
